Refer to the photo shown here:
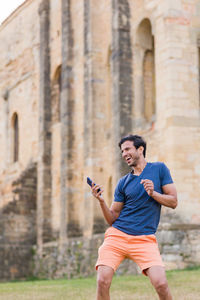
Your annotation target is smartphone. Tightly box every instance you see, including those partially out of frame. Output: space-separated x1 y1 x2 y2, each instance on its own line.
87 177 101 193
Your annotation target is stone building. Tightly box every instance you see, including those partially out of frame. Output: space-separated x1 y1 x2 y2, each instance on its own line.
0 0 200 280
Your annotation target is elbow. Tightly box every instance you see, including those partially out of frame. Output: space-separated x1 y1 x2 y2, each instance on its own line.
108 220 113 226
172 197 178 209
109 216 116 225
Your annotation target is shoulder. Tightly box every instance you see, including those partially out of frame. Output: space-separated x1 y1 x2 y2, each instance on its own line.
149 162 173 184
114 173 131 200
118 173 130 186
148 162 171 176
116 173 131 190
149 162 166 167
148 162 169 171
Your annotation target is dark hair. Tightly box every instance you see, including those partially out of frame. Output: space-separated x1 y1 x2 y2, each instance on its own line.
118 135 147 157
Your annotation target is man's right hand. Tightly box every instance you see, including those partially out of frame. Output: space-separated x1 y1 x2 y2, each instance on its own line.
91 182 104 202
91 183 124 225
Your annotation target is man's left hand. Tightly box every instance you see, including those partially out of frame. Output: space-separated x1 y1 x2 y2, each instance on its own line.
140 179 154 196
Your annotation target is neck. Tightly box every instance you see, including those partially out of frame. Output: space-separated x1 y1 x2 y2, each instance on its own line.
131 160 147 175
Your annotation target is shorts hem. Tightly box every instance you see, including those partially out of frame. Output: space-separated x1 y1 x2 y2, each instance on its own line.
141 262 165 276
95 261 116 272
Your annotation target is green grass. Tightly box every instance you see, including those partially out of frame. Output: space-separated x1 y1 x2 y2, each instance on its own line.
0 267 199 300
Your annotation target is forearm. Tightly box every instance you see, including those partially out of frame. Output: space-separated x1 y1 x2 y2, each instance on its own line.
91 182 121 224
98 198 116 225
152 191 177 209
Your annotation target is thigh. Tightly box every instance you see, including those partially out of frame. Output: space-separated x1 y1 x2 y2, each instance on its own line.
146 266 168 287
128 235 164 274
96 232 127 272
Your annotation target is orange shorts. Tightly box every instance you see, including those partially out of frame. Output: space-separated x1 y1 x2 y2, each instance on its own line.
96 227 164 275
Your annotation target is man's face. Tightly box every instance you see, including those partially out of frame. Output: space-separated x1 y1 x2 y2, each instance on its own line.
121 140 141 167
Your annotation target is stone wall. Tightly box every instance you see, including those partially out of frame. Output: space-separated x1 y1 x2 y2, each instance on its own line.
33 224 200 279
0 163 37 280
0 0 200 280
158 224 200 270
33 232 138 279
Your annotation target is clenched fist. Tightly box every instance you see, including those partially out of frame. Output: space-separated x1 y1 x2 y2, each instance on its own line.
140 179 154 196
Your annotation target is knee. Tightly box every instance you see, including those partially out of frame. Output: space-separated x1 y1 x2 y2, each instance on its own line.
97 275 112 291
154 279 169 295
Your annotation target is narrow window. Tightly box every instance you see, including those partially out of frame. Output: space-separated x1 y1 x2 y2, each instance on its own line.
143 48 155 122
13 114 19 162
52 66 61 123
107 176 113 206
197 38 200 108
135 18 156 126
199 46 200 106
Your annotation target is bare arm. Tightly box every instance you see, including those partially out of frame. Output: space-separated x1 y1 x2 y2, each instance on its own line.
141 180 178 209
91 183 124 225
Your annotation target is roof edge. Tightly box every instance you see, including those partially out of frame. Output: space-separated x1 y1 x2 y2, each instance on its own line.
0 0 35 31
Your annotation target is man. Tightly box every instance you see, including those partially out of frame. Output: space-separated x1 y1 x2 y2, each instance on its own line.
91 135 177 300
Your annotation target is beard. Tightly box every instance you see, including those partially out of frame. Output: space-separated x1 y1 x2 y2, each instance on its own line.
128 156 140 167
129 161 137 167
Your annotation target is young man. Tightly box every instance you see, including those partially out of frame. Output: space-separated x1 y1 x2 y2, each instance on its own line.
91 135 177 300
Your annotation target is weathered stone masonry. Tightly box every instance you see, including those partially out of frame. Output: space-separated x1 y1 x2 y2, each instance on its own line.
0 0 200 280
83 0 93 238
0 163 37 280
38 0 52 252
111 0 133 177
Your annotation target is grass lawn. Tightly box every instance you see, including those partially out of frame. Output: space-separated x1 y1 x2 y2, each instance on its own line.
0 267 199 300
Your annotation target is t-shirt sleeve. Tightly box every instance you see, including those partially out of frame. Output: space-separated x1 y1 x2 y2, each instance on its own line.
114 178 125 202
160 163 173 186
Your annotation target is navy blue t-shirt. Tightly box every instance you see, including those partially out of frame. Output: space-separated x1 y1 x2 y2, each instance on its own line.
112 162 173 235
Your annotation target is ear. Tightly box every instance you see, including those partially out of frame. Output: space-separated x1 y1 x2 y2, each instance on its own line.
138 146 144 155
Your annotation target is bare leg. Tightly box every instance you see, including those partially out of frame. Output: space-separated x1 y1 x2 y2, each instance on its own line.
96 265 114 300
146 266 173 300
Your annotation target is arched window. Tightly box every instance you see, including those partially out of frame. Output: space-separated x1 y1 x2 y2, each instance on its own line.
135 18 156 125
143 48 155 122
12 113 19 162
107 176 113 207
199 47 200 106
198 39 200 107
